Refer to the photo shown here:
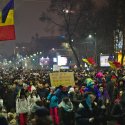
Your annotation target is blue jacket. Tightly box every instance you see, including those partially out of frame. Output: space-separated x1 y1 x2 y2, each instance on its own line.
47 93 58 108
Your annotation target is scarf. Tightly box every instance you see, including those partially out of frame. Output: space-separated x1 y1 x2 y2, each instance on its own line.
59 100 73 112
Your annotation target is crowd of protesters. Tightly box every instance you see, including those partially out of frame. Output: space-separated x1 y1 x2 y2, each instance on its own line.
0 67 124 125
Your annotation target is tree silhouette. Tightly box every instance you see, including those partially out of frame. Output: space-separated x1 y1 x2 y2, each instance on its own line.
40 0 97 67
40 0 125 67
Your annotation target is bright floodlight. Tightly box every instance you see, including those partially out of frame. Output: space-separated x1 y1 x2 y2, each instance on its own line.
65 9 69 13
88 34 92 38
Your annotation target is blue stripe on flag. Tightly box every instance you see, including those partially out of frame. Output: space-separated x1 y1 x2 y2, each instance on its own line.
2 0 14 23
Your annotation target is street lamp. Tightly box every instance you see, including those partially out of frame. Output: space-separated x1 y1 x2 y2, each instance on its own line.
88 34 92 38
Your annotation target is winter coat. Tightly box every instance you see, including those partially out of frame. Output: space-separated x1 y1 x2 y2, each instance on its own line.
68 92 83 111
95 101 107 125
58 100 74 125
75 100 98 125
111 102 125 125
106 81 115 103
55 89 68 103
16 98 29 114
27 95 41 113
37 88 49 99
3 88 16 112
47 93 58 108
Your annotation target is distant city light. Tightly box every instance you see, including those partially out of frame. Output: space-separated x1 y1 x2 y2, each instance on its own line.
53 58 57 62
51 48 55 51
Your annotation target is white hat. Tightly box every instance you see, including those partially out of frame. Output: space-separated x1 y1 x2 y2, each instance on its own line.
68 87 74 94
31 85 36 92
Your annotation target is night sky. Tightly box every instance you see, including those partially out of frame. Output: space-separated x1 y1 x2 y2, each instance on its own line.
0 0 107 57
0 0 61 57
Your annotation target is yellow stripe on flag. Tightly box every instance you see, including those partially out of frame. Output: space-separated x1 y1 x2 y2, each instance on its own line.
108 61 116 69
82 58 91 65
0 9 14 26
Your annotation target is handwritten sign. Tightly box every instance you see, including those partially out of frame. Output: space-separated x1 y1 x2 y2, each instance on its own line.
50 72 75 87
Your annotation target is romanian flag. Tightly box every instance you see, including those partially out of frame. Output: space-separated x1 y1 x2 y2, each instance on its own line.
0 0 15 41
82 57 96 66
108 61 121 69
82 58 90 65
108 61 116 69
113 61 121 68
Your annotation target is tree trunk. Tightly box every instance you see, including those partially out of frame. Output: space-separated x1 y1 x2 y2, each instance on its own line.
121 48 124 66
69 41 81 68
121 28 125 66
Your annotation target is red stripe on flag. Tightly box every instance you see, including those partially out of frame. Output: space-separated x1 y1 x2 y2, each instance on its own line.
0 25 15 41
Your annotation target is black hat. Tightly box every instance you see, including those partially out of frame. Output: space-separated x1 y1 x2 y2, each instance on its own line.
35 107 49 117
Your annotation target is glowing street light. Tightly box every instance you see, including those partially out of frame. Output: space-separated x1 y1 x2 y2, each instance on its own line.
63 9 69 13
65 9 69 13
88 34 92 38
